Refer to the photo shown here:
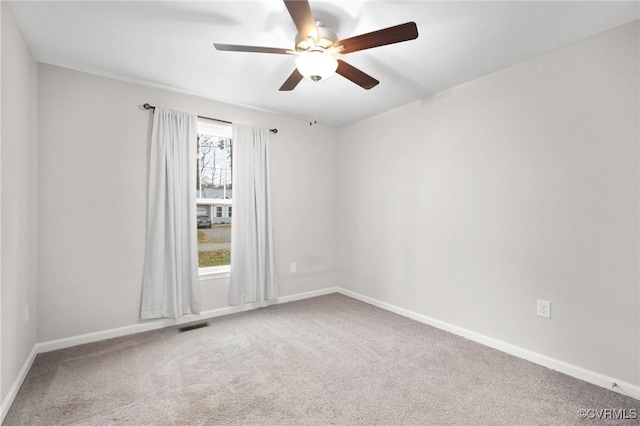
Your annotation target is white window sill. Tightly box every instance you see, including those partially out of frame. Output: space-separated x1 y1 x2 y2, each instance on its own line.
199 266 230 281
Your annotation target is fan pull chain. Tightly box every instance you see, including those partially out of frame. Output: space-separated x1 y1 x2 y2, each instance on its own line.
309 83 318 126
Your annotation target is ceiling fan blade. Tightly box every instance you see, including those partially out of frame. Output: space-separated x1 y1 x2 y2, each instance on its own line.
214 43 293 55
335 22 418 54
283 0 319 43
279 69 304 91
336 60 379 90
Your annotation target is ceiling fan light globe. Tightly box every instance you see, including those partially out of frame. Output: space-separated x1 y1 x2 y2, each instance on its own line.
295 52 338 81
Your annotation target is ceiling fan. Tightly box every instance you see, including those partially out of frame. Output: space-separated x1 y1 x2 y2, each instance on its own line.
213 0 418 91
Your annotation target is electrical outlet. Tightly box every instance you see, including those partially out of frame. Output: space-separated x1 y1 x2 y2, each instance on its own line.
537 300 551 319
25 304 30 324
290 263 297 273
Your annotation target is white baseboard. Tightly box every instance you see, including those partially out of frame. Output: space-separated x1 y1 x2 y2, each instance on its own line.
337 288 640 400
36 286 340 354
0 346 37 423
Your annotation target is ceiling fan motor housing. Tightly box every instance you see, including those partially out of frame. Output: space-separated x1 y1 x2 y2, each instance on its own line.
295 21 338 51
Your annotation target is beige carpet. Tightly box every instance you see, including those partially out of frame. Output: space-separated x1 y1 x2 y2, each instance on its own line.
4 293 639 425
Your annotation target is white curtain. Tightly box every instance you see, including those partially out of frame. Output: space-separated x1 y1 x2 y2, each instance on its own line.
229 124 278 305
141 107 200 319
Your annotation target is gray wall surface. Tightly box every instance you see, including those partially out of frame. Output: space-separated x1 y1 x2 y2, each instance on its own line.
36 63 338 342
1 2 38 403
336 21 639 385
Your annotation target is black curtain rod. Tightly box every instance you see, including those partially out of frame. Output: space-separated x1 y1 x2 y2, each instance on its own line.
143 103 278 134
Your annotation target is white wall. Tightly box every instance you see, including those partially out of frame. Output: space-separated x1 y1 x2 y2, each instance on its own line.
1 1 38 403
37 64 337 342
337 21 640 385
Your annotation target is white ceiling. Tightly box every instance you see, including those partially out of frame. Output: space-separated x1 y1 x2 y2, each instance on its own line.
7 1 639 128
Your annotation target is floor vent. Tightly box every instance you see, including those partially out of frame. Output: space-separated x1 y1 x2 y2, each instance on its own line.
178 322 209 333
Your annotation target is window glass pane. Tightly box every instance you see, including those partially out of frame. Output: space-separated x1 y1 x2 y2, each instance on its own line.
196 120 232 268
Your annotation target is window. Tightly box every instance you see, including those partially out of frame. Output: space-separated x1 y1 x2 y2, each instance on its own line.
196 120 232 272
227 206 232 218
